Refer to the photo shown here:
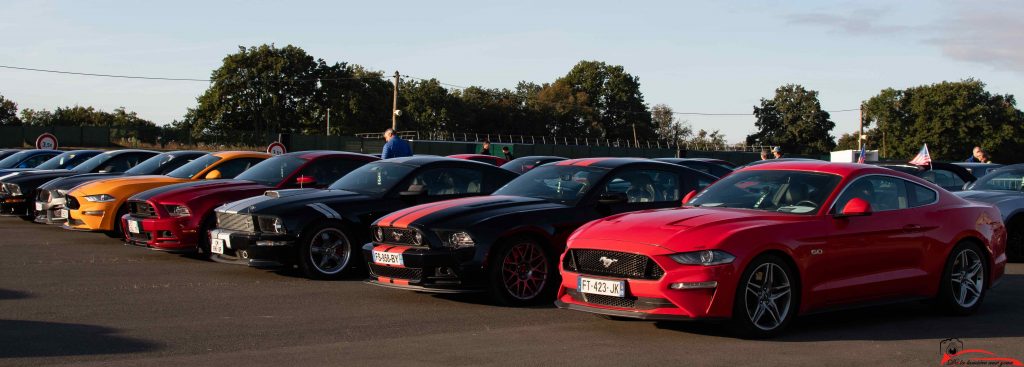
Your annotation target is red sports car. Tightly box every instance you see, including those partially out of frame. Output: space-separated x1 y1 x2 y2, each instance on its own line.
557 161 1007 337
122 151 377 253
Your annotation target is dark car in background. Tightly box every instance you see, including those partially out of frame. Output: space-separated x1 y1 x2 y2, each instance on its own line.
0 149 62 174
953 162 1003 179
0 149 21 160
956 163 1024 261
208 156 519 279
448 154 509 166
875 162 976 191
500 156 567 174
362 158 718 306
655 158 734 178
0 150 102 217
34 150 206 224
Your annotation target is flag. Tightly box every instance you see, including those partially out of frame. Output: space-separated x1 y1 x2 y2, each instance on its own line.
909 143 931 166
857 144 866 163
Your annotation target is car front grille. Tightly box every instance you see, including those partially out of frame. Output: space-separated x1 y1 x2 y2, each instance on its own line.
368 263 423 281
579 293 638 308
375 227 422 246
563 249 664 280
129 201 157 218
37 190 50 202
128 231 152 242
216 212 255 233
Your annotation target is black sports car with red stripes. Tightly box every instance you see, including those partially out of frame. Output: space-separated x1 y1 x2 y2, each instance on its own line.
362 158 717 306
208 156 517 279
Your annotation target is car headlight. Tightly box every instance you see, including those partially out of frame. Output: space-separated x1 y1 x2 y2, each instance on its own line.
164 204 191 217
3 183 22 196
373 226 384 242
440 231 475 249
670 250 735 266
257 216 286 234
83 194 116 202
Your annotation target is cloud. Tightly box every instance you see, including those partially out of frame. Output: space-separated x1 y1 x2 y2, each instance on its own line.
928 4 1024 73
786 7 911 35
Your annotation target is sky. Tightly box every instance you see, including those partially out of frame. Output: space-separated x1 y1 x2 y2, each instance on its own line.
1 0 1022 143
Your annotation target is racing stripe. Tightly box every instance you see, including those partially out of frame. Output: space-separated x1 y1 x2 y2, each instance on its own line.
555 159 583 166
220 195 270 214
390 196 496 228
572 158 608 166
309 203 341 219
306 203 335 218
377 200 455 227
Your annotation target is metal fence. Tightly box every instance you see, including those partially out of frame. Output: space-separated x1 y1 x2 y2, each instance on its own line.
356 130 773 153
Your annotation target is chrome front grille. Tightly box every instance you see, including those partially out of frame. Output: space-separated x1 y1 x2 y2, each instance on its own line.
375 227 422 246
216 212 256 233
563 249 664 280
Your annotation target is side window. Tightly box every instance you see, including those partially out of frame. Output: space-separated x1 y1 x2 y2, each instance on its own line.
921 170 965 188
407 167 483 196
835 176 909 212
299 159 367 186
601 169 680 203
907 181 937 207
214 158 264 179
22 154 54 167
101 153 149 172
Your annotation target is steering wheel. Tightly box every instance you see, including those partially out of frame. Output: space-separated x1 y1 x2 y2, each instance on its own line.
795 200 817 208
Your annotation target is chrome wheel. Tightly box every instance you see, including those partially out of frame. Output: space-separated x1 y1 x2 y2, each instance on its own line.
743 262 792 331
501 241 549 300
308 228 351 275
950 248 984 308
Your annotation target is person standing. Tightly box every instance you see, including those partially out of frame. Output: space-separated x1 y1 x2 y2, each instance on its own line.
480 140 491 155
760 150 769 160
772 146 783 159
381 128 412 159
965 146 984 162
501 146 514 160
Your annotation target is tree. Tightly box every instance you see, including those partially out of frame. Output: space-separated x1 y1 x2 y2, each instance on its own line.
834 130 881 152
863 79 1024 162
746 84 836 155
689 129 726 148
0 94 21 126
560 61 653 141
652 104 692 147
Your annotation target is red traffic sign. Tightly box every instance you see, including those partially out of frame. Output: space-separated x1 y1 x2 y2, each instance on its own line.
36 133 59 150
267 142 287 155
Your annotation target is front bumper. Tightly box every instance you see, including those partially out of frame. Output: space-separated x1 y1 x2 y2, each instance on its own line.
65 200 116 231
556 240 740 320
207 228 297 267
0 195 29 216
361 242 485 293
122 214 199 251
33 199 67 224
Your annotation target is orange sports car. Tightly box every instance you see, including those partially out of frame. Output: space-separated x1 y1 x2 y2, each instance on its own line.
63 151 270 236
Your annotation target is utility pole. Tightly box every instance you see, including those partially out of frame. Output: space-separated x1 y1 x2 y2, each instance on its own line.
326 108 331 136
632 123 639 148
858 105 864 151
392 71 400 131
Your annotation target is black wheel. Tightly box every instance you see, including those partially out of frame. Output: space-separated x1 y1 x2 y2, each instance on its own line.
192 215 217 259
486 237 558 307
104 205 129 239
937 242 988 315
729 254 799 339
1007 218 1023 263
297 222 356 280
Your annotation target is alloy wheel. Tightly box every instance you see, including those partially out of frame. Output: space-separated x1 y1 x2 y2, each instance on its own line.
950 248 984 308
308 228 351 275
501 242 549 300
743 262 792 331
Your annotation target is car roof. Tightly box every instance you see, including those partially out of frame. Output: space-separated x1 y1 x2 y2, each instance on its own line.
210 150 272 158
104 149 158 155
741 161 902 177
552 157 663 169
283 150 379 161
382 155 480 166
507 155 567 161
448 154 499 159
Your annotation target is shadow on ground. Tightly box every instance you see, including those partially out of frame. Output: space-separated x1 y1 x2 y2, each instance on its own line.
0 320 159 358
0 289 31 300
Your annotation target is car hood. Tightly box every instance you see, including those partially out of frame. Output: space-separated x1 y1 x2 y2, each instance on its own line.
38 172 126 191
0 169 75 185
380 195 565 229
70 175 187 197
570 207 808 252
955 190 1024 205
216 188 370 215
0 168 37 176
134 179 272 204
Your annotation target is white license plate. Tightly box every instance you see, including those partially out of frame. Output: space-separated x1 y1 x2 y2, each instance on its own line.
211 239 225 254
372 250 404 266
34 202 42 211
578 276 626 297
127 219 141 234
58 209 68 219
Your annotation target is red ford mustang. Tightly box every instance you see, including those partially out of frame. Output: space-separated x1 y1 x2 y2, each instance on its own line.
557 161 1007 337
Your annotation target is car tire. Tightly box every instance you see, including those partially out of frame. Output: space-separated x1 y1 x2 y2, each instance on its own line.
729 254 799 339
937 242 988 315
298 222 356 280
193 215 217 260
104 205 129 239
486 236 558 307
1007 218 1023 263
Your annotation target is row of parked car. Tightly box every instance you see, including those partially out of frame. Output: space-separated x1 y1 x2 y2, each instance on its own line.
0 148 1018 337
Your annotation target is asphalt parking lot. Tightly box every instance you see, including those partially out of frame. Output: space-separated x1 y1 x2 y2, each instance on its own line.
1 216 1022 366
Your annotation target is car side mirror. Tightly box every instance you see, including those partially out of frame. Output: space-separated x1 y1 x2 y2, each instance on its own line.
204 169 222 180
836 198 872 217
597 192 628 205
400 184 427 197
681 190 697 207
295 175 316 187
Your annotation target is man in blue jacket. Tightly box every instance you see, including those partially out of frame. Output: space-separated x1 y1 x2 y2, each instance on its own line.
381 128 412 159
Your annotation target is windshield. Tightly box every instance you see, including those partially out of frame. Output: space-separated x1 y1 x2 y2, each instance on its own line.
493 165 608 204
0 151 37 168
235 155 307 186
689 170 842 215
71 152 115 173
329 162 414 195
36 151 97 170
500 157 559 174
970 169 1024 191
166 154 221 179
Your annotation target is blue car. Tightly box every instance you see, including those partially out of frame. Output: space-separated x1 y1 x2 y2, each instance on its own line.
0 149 62 172
956 163 1024 262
